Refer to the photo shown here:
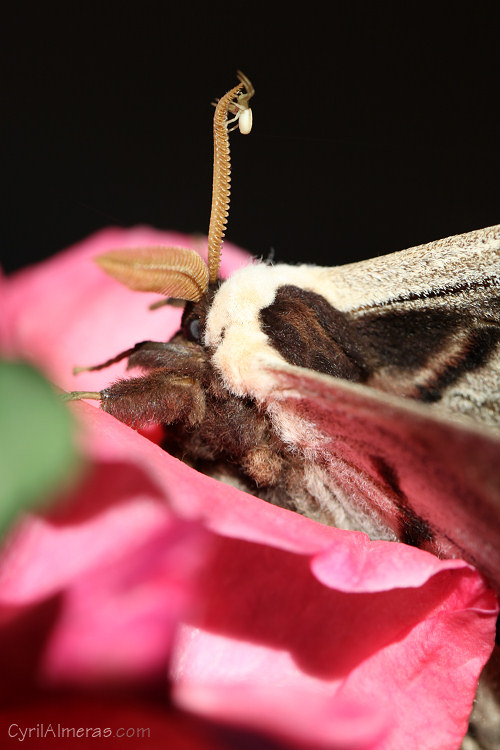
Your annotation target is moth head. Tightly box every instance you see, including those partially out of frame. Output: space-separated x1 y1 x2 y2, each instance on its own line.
94 71 254 321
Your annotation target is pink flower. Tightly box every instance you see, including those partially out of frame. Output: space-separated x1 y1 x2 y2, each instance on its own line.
0 227 497 749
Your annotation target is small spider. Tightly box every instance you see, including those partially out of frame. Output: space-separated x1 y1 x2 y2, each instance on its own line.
213 69 254 134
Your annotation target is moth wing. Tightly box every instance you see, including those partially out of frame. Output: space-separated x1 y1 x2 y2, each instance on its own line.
264 361 500 593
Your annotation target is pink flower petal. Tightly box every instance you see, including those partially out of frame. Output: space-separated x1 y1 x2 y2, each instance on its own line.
41 520 208 684
0 402 211 684
175 682 389 750
310 533 469 592
170 533 496 750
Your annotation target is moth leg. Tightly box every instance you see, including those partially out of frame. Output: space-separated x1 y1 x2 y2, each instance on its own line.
149 298 185 310
126 341 206 374
72 341 169 375
62 391 101 402
64 370 206 429
100 371 205 428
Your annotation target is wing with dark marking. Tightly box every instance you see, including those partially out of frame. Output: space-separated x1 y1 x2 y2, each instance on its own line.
259 282 500 427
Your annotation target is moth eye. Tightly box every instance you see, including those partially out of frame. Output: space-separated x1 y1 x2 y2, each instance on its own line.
188 318 201 342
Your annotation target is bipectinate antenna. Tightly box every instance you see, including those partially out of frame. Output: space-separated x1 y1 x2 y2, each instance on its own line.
93 70 254 298
207 70 254 284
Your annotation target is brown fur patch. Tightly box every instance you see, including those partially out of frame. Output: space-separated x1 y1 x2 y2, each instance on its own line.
260 286 366 381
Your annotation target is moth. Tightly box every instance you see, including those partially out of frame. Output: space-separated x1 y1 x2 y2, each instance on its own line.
66 69 500 575
65 72 500 743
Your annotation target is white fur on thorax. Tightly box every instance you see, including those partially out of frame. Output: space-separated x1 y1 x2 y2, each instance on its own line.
204 262 330 399
204 263 334 452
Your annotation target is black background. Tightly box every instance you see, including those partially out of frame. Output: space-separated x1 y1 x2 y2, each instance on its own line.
3 2 499 274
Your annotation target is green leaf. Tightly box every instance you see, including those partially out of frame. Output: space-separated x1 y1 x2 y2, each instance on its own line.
0 360 80 534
